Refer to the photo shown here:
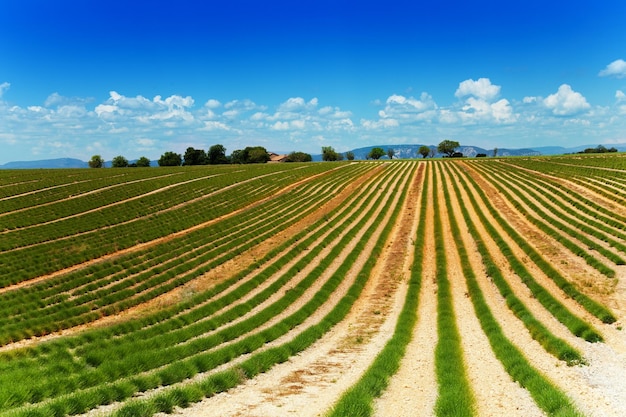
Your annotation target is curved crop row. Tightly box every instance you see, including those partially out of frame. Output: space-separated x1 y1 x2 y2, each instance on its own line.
0 162 416 416
452 162 616 325
0 163 373 344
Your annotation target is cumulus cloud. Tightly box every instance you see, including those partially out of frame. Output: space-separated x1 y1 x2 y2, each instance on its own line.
204 99 221 109
599 59 626 78
378 93 437 119
455 78 500 101
277 97 318 112
616 90 626 102
454 78 515 123
361 118 400 129
543 84 590 116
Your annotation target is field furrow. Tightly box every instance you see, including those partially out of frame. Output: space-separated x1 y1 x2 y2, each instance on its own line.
1 155 625 417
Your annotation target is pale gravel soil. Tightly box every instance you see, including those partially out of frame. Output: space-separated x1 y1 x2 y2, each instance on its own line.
462 162 626 416
0 165 379 354
439 168 544 417
373 167 439 417
156 163 419 417
13 160 626 417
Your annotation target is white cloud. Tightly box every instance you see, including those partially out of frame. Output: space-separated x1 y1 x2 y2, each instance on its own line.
224 99 259 111
455 78 500 101
95 104 118 117
599 59 626 78
452 79 515 124
204 99 221 109
277 97 318 112
616 90 626 102
543 84 590 116
271 121 290 130
0 82 10 98
200 121 231 131
361 118 400 129
379 93 436 119
153 95 194 109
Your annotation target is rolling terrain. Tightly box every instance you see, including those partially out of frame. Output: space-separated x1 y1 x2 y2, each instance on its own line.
0 155 625 416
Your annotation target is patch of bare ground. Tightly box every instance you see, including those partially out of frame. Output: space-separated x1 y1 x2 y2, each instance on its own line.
153 162 419 417
374 163 438 417
460 162 626 416
439 166 544 417
0 165 382 353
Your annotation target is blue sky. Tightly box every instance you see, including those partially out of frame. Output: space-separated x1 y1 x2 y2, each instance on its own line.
1 0 626 163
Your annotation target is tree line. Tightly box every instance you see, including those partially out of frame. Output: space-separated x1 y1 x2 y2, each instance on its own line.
89 145 313 168
89 139 506 168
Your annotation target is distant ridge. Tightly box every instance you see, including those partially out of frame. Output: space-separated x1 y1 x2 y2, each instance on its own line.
3 143 626 168
312 144 541 161
0 158 88 169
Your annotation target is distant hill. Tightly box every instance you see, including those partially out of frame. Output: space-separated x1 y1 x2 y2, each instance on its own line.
312 144 540 161
3 142 625 168
0 158 88 169
533 143 626 155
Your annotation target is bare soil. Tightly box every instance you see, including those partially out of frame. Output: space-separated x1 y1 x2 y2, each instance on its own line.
14 160 626 417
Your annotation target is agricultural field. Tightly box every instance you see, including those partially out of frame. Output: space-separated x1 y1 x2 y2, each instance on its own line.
0 154 625 417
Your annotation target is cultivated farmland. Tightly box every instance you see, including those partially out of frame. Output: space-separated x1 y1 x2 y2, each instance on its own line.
0 155 625 417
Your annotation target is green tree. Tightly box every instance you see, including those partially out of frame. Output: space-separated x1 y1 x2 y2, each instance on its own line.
230 149 247 164
183 147 207 166
208 144 228 164
246 146 270 163
322 146 339 161
368 147 385 160
88 155 104 168
135 156 151 167
418 145 431 158
111 155 129 168
437 139 460 157
345 151 355 161
158 151 182 167
387 148 395 159
230 147 269 164
285 151 312 162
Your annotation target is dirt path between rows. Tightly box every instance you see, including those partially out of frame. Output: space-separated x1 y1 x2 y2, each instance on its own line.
154 162 421 417
0 165 377 353
459 161 626 416
373 162 437 416
438 164 544 417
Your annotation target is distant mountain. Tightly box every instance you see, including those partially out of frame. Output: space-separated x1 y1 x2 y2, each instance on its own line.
312 144 540 161
533 143 626 155
3 142 625 168
0 158 88 169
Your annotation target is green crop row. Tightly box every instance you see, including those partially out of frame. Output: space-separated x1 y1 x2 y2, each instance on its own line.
0 164 372 345
431 165 475 417
439 163 583 364
439 161 585 417
470 162 623 275
449 162 608 339
451 163 616 325
0 162 410 413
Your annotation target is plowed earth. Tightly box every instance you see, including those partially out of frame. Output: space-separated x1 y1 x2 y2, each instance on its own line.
2 160 625 417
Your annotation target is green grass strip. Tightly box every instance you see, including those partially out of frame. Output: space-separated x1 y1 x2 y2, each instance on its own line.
104 161 415 417
326 163 426 417
440 163 583 364
440 162 585 417
432 165 475 417
451 162 614 328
